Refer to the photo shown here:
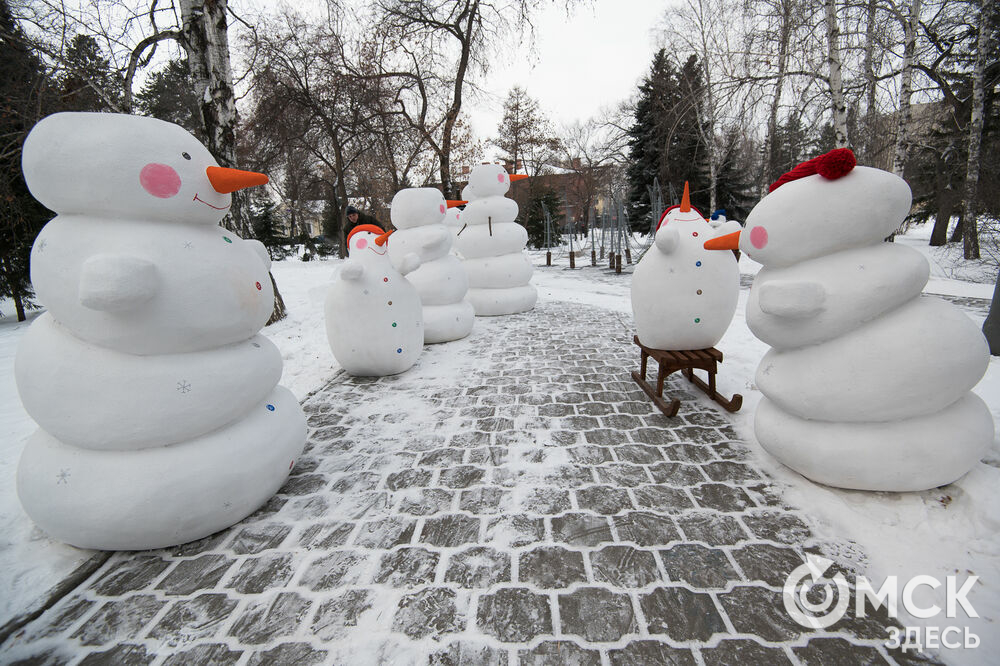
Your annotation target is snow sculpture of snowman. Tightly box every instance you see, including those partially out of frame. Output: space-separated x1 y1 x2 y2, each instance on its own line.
15 112 307 550
708 209 742 238
387 188 475 343
706 148 993 491
451 163 536 316
445 185 472 237
326 224 424 374
631 183 739 350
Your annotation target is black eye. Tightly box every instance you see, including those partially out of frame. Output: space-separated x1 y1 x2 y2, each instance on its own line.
182 152 191 160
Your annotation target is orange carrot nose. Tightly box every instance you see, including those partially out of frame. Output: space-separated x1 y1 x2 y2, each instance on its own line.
446 200 468 208
375 230 394 246
509 174 529 182
680 182 691 212
206 166 269 194
704 230 741 251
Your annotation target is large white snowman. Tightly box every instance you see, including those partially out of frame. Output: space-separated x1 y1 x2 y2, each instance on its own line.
631 184 739 350
386 188 475 343
707 148 993 491
15 112 307 550
326 224 424 374
451 163 536 316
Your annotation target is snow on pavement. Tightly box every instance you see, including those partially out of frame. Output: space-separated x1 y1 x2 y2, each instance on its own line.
0 224 998 663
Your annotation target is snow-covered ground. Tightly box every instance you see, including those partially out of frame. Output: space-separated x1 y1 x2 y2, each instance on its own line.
1 223 998 663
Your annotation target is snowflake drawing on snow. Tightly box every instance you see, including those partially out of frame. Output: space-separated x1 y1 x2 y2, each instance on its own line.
177 380 192 393
56 469 70 484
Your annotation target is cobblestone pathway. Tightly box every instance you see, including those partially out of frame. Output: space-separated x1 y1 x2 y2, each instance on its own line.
2 301 932 665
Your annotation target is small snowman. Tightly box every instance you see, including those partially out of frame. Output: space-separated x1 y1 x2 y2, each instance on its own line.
15 112 306 550
387 188 475 343
631 183 739 350
705 148 993 491
452 163 536 316
326 224 424 375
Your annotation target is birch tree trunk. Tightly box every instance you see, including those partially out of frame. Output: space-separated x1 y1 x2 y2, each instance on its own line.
962 0 988 260
179 0 285 322
824 0 849 147
178 0 246 237
695 0 718 212
862 0 878 162
892 0 920 176
761 0 794 195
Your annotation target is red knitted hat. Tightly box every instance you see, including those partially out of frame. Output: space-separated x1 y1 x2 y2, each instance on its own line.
769 148 857 193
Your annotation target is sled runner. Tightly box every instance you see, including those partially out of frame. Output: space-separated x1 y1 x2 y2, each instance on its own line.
631 336 743 417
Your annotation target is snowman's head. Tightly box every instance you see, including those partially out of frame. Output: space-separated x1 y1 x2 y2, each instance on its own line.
466 163 527 199
347 224 393 257
703 150 912 266
740 161 911 267
654 182 708 238
390 187 466 229
656 204 707 231
22 112 268 225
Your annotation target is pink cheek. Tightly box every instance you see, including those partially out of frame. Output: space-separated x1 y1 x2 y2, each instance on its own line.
356 238 368 249
139 163 181 198
496 173 505 183
749 226 768 249
439 204 446 214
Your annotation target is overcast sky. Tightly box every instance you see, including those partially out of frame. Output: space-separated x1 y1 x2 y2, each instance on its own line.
463 0 665 143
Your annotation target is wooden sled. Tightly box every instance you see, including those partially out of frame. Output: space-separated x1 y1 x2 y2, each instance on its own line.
631 336 743 417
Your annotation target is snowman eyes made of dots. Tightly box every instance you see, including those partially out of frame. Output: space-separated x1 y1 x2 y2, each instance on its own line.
182 152 191 160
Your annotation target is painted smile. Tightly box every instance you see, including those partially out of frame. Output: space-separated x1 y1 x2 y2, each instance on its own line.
193 193 230 210
369 246 387 255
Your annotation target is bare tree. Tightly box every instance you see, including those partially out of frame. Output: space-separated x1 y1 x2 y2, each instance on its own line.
377 0 562 197
961 0 990 260
892 0 921 175
248 9 423 256
558 118 621 227
824 0 849 147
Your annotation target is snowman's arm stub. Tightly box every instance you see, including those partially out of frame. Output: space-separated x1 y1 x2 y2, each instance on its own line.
340 259 365 281
247 239 272 271
78 254 158 311
654 226 679 254
424 226 450 250
757 280 826 318
399 252 421 276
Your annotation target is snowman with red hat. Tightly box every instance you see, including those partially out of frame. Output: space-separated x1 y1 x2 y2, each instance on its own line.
705 148 993 491
325 224 424 376
631 182 740 351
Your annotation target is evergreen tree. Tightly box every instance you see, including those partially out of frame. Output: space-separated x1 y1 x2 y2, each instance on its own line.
0 0 56 321
521 184 564 249
58 34 122 112
249 191 285 259
626 50 711 231
495 86 559 176
714 129 756 221
626 50 673 227
134 59 204 140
